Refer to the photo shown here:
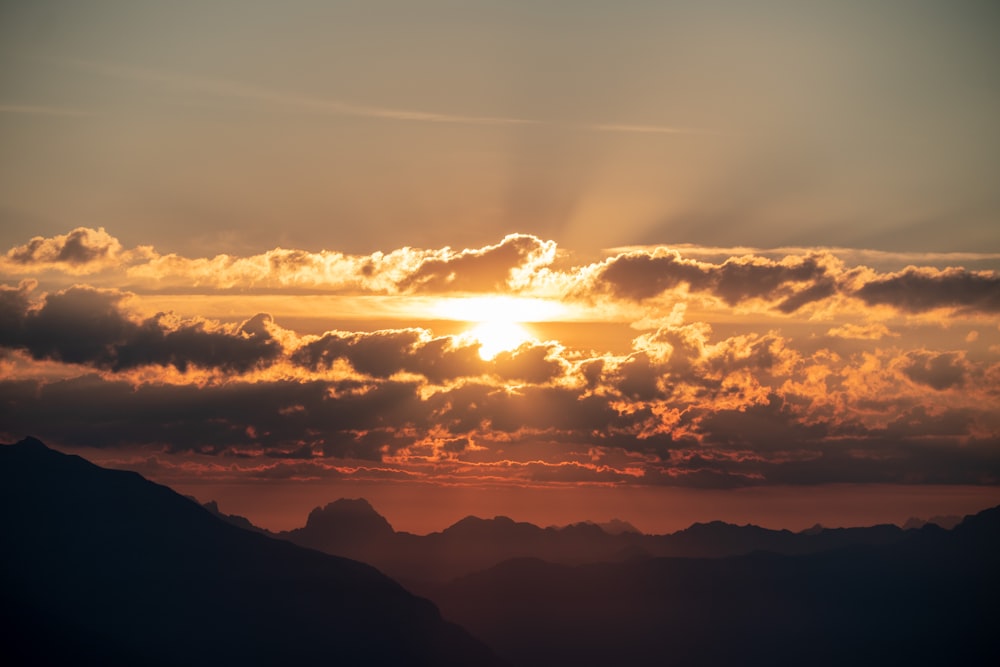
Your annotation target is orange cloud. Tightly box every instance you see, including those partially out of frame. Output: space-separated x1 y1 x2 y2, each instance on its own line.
3 229 999 490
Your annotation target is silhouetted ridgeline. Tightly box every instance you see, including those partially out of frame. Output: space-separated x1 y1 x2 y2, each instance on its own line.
7 437 997 667
0 438 502 667
259 497 925 586
427 508 1000 667
219 492 999 665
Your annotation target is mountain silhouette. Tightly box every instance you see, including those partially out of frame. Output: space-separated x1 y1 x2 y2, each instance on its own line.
427 508 1000 667
270 498 918 586
279 498 395 553
201 499 268 534
0 438 502 667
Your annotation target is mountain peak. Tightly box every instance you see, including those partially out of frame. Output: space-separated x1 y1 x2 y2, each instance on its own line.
299 497 395 538
13 436 49 450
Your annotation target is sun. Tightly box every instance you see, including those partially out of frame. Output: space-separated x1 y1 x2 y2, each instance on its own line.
467 320 533 360
433 296 562 361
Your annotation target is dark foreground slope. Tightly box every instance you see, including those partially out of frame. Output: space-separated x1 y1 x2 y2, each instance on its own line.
428 508 1000 667
0 438 501 667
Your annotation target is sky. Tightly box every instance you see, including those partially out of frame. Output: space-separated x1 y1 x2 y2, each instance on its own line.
2 0 999 533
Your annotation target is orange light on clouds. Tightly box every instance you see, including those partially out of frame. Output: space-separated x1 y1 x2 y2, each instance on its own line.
434 296 565 360
466 321 534 360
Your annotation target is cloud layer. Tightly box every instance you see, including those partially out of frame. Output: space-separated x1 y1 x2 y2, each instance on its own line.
2 229 999 489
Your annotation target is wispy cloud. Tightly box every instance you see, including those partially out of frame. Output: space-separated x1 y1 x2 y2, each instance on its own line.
53 57 712 135
0 104 92 117
582 122 716 136
56 57 536 127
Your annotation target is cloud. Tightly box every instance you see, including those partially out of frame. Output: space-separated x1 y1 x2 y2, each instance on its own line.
62 57 725 136
492 344 566 384
853 266 1000 314
826 323 897 340
0 285 282 372
588 248 837 312
2 228 563 296
60 57 536 128
900 351 969 390
582 123 715 135
3 228 1000 490
3 329 999 487
292 328 486 382
695 393 829 449
397 234 557 293
0 375 424 459
1 227 147 275
6 228 999 323
0 104 92 117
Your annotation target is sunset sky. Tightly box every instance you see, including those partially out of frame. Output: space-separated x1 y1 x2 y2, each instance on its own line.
2 1 999 533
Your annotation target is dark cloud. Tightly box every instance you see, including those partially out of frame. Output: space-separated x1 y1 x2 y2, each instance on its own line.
694 393 829 449
901 351 968 390
424 383 629 435
293 329 486 381
410 336 487 383
854 267 1000 313
397 234 551 292
596 252 708 300
775 279 837 313
2 368 997 487
712 255 830 307
0 375 423 459
293 330 566 385
594 251 834 311
492 344 564 384
0 281 34 341
613 353 663 401
882 405 975 439
294 329 424 376
0 285 282 372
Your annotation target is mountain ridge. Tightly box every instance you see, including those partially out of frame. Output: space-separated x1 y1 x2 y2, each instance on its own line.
217 494 950 585
428 506 1000 666
0 438 502 667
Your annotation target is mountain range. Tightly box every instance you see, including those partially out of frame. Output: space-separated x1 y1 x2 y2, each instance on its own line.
0 438 501 667
207 496 931 586
5 437 997 666
206 479 1000 665
427 507 1000 666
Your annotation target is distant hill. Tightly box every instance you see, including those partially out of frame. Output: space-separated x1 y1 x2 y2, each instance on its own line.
902 514 963 530
0 438 502 667
268 499 917 585
427 507 1000 667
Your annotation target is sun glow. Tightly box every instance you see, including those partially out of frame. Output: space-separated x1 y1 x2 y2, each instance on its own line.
434 297 558 360
433 296 567 323
467 320 533 360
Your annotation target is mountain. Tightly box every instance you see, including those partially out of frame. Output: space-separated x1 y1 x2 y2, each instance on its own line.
902 514 963 530
279 498 395 553
271 499 917 585
279 511 641 585
593 518 641 535
0 438 502 667
201 499 269 534
427 508 1000 667
655 519 908 558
